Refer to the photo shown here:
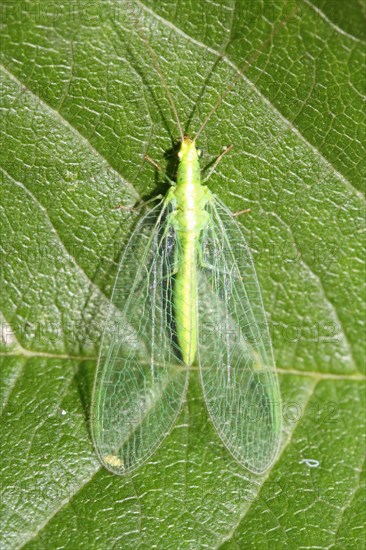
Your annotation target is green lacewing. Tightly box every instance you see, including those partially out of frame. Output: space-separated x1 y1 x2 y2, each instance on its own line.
91 7 285 475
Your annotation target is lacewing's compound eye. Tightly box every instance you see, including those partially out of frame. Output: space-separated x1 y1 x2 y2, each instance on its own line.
91 4 283 476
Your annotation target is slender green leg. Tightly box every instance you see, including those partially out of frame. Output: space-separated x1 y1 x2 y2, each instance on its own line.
116 156 175 210
203 144 233 183
144 154 176 186
115 194 163 211
232 208 251 217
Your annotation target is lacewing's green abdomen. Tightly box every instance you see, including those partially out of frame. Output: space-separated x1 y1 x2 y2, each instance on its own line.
168 136 211 366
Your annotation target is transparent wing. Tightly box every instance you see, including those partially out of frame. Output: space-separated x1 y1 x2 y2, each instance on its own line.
91 201 188 474
198 197 281 473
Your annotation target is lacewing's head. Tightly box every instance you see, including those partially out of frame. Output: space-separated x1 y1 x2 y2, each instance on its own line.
178 135 203 163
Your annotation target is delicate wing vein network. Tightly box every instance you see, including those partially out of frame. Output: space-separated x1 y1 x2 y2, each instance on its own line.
197 197 281 473
92 195 282 474
91 201 189 474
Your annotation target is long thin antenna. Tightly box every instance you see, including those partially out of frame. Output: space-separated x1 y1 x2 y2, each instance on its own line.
130 9 184 141
193 7 297 142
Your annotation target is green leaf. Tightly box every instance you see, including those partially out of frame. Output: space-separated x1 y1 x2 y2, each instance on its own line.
0 0 365 548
